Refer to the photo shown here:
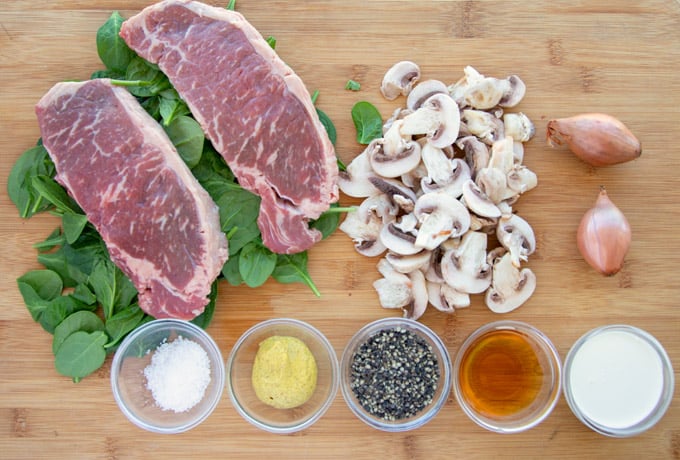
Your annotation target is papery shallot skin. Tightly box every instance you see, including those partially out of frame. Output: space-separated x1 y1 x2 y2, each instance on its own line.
120 0 339 254
36 79 228 320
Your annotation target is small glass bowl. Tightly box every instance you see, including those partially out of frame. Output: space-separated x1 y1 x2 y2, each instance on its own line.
226 318 339 434
563 325 674 437
340 317 452 432
452 320 562 434
110 319 225 434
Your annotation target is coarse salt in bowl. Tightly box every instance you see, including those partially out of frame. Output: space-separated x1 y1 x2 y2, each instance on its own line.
226 318 339 434
111 319 225 434
340 317 452 432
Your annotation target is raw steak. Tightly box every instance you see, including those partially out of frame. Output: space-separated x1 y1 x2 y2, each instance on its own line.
36 79 229 320
120 0 339 254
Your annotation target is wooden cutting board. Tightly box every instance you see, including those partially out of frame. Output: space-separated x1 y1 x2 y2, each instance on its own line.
1 1 679 458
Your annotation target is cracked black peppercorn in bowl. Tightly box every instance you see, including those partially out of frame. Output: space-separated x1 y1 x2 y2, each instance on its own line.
340 317 452 431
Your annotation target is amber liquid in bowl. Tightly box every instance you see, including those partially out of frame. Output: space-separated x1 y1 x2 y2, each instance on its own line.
458 329 543 418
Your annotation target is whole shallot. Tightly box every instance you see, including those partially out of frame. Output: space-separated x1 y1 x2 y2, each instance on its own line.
547 113 641 167
577 187 631 276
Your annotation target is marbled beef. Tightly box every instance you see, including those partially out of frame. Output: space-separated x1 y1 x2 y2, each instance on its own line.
36 79 229 320
120 0 339 254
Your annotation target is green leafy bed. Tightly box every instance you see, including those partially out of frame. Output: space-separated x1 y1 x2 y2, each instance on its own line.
7 7 344 382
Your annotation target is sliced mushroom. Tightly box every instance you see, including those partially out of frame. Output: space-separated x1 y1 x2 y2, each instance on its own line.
400 93 461 148
421 158 471 198
413 191 471 250
368 176 417 213
406 79 449 111
448 65 485 106
383 107 414 134
427 282 470 313
386 250 432 274
338 149 379 197
338 208 387 257
507 165 538 195
461 109 505 145
463 77 509 110
441 231 492 294
379 220 421 255
403 269 429 320
373 259 413 309
498 75 527 108
468 213 499 234
504 112 535 142
475 136 515 203
381 61 421 100
456 135 490 180
421 143 455 186
485 252 536 313
461 179 501 219
366 135 422 178
496 214 536 267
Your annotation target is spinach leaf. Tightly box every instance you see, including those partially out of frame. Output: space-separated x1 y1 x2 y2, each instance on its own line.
17 270 63 305
62 213 89 244
190 281 218 329
239 242 277 288
96 12 135 74
266 36 277 49
38 294 94 334
7 144 55 218
351 101 383 144
310 203 341 240
72 283 97 305
88 258 136 319
54 331 108 382
221 255 243 286
316 108 337 146
38 228 108 287
124 56 171 97
345 79 361 91
163 115 205 168
31 175 81 215
272 252 320 297
226 0 236 10
215 189 261 255
52 310 105 355
159 89 190 126
105 305 147 349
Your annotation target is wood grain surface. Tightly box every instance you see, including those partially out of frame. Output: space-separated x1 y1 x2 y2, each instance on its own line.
1 1 679 458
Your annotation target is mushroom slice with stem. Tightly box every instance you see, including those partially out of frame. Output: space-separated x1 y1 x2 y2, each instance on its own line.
338 149 379 197
461 179 501 219
448 65 485 106
338 208 387 257
421 158 471 198
463 77 509 110
475 136 515 203
414 191 471 250
441 231 492 294
386 250 432 274
485 251 536 313
461 109 505 145
381 61 421 100
383 107 414 135
506 165 538 196
400 93 461 148
496 214 536 267
407 79 449 111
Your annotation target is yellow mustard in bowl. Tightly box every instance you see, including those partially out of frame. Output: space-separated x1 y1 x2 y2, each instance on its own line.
252 336 318 409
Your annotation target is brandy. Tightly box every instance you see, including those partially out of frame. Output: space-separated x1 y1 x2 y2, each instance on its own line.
457 329 544 418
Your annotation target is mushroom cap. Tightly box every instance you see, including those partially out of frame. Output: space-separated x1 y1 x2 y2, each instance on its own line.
414 191 471 250
400 93 461 149
381 61 421 100
440 231 492 294
407 79 449 111
485 252 536 313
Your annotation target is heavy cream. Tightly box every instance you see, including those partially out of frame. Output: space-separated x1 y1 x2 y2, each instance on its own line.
564 325 674 437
